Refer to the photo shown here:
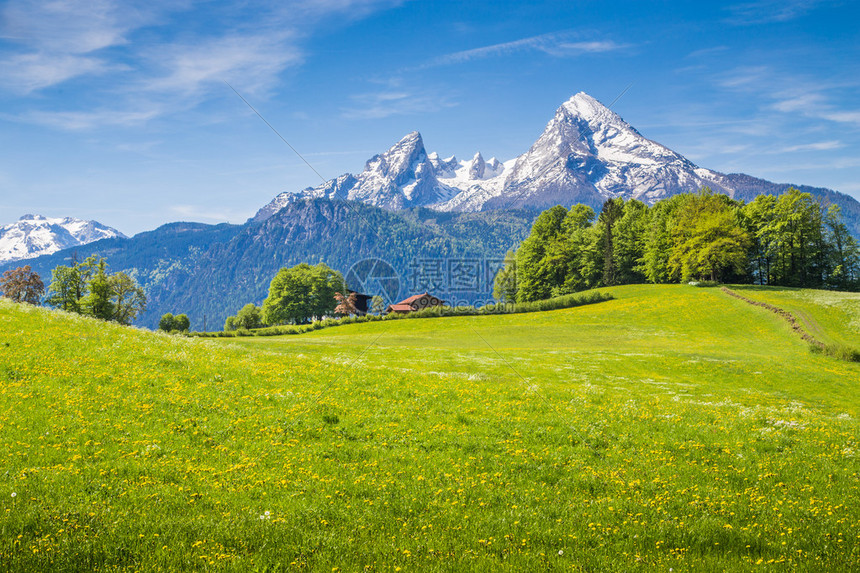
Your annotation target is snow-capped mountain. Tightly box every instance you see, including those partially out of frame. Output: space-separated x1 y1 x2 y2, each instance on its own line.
0 215 126 264
254 92 860 226
480 92 735 210
253 132 461 222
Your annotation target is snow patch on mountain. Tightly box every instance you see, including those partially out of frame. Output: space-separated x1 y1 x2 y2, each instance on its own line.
0 215 126 264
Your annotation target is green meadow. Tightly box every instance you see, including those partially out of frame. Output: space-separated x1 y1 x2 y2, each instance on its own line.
1 284 858 571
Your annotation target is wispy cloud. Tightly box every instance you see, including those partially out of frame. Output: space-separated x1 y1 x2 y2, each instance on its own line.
0 0 403 129
717 66 860 127
0 0 182 94
820 110 860 125
143 34 302 97
417 31 630 69
779 140 844 152
21 107 164 130
0 52 119 93
725 0 827 25
342 88 457 120
771 91 860 127
717 65 771 89
685 46 729 59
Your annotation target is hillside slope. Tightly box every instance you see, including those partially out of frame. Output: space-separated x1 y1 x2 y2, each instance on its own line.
1 285 858 571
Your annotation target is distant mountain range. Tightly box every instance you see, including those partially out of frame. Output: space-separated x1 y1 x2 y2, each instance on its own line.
0 214 125 264
4 91 860 329
255 92 860 236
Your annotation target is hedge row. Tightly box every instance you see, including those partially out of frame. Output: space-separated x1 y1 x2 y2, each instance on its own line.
190 290 614 338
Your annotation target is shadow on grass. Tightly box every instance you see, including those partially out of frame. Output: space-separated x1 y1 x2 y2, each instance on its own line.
728 284 802 293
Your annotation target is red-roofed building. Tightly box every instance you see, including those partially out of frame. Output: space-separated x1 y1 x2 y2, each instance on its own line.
386 292 444 314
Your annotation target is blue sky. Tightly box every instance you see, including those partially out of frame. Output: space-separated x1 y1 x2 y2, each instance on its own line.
1 0 858 235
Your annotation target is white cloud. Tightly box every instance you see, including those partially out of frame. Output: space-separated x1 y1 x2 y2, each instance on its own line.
771 92 860 127
717 66 860 128
342 89 456 119
725 0 827 25
686 46 730 59
821 110 860 126
143 34 303 97
418 32 629 69
0 52 114 93
3 0 130 53
1 0 404 128
770 93 827 113
717 66 770 89
780 140 844 152
555 41 628 54
23 108 164 130
0 0 180 93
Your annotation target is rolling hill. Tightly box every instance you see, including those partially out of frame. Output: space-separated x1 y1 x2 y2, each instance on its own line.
1 284 858 570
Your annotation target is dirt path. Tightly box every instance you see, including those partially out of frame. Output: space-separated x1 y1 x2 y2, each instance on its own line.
720 287 825 349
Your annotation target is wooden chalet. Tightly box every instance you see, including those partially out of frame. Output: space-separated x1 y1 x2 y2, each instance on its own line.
386 292 444 314
349 290 373 315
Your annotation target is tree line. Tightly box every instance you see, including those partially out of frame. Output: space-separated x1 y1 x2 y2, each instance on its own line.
0 255 148 325
494 188 860 302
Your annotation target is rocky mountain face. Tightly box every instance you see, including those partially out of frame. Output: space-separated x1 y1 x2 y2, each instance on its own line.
0 214 126 264
254 92 860 236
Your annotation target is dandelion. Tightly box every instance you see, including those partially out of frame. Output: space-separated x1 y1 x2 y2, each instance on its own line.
558 550 564 556
10 492 16 498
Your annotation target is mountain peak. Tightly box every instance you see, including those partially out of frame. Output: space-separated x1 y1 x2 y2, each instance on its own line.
364 131 426 184
1 215 125 264
468 152 486 179
560 92 621 125
395 130 423 149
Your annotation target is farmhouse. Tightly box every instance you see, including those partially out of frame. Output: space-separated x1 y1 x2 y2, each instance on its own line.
386 292 444 314
349 291 373 315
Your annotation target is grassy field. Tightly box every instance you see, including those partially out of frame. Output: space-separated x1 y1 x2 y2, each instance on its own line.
1 284 858 571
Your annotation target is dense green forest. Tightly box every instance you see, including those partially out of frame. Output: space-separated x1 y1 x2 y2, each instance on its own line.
495 187 860 302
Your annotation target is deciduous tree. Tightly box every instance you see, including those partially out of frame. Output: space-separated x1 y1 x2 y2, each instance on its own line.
173 314 190 332
668 189 750 282
110 272 147 325
81 258 114 320
262 263 346 325
225 304 262 330
334 292 359 316
159 313 176 331
0 265 45 304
